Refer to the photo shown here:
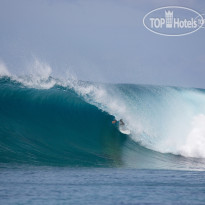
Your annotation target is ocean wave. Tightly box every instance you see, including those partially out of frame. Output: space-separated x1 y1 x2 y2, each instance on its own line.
1 62 205 169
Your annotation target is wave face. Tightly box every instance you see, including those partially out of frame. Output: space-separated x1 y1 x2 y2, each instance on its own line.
1 76 205 169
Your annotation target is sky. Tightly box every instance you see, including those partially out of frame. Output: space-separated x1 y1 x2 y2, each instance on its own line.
0 0 205 88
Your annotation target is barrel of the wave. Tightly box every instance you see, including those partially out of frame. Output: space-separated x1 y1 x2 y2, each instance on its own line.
0 77 130 166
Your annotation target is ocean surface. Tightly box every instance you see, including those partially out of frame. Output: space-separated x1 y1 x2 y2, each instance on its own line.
1 75 205 204
1 165 205 205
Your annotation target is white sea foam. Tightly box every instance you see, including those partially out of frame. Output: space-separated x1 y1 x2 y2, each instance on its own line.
179 114 205 158
15 59 56 89
0 61 10 77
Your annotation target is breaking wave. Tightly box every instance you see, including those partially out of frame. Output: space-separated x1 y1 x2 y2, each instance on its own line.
1 61 205 170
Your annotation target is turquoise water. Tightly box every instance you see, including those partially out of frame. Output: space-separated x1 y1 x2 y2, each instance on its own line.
1 77 205 168
1 165 205 204
1 76 205 204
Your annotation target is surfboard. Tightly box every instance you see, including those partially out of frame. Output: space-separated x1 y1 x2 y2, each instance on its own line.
119 125 131 135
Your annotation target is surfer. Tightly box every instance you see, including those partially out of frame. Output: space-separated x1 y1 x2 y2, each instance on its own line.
119 119 125 126
112 119 124 125
112 119 130 135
